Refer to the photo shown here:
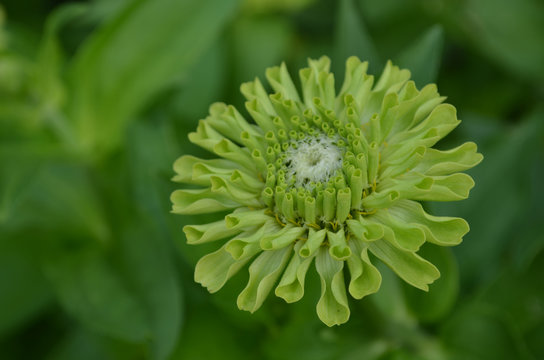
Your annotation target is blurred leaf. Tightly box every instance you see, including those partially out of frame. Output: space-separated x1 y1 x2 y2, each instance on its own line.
478 250 544 336
263 313 390 360
46 327 145 360
435 0 544 82
243 0 315 13
44 248 150 343
369 262 413 325
123 120 184 359
0 161 110 241
171 41 228 121
118 222 183 360
170 303 255 360
402 245 458 323
510 149 544 269
395 25 443 86
430 107 544 287
526 321 544 360
229 15 292 104
35 3 87 110
334 0 382 77
0 237 53 337
441 304 529 360
67 0 240 155
465 0 544 82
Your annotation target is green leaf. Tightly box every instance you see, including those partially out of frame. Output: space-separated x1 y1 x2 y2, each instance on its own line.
44 248 150 342
118 223 183 360
67 0 240 155
431 107 544 285
369 262 412 324
333 0 382 77
0 161 110 241
441 304 528 360
230 15 292 92
171 41 228 121
395 25 444 86
402 245 458 323
0 237 53 337
45 326 144 360
446 0 544 82
170 303 255 360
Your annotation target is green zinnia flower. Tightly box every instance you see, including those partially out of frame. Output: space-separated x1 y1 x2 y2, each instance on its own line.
171 56 482 326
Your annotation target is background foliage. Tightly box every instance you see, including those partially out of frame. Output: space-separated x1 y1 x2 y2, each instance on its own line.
1 0 543 359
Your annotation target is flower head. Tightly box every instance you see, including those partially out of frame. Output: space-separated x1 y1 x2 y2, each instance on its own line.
171 56 482 326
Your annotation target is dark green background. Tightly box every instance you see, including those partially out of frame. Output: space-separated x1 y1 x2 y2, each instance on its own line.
1 0 543 359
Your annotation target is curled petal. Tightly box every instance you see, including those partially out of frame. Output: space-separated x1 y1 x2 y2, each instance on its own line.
195 245 257 293
172 155 235 185
300 56 335 110
389 104 460 146
213 139 255 172
225 208 271 230
347 239 382 299
188 120 225 152
413 141 483 176
237 246 293 313
260 225 306 250
240 77 276 117
299 228 327 257
183 219 240 245
209 176 261 207
171 188 238 214
388 200 469 246
368 239 440 291
370 210 426 251
315 247 350 326
226 221 276 260
410 173 475 201
207 103 259 142
266 62 302 102
346 217 384 242
327 229 352 260
275 242 314 303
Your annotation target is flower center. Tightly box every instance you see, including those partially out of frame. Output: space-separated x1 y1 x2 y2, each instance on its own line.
284 136 343 189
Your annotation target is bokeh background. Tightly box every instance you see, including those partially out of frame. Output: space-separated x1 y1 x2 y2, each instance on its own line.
1 0 543 359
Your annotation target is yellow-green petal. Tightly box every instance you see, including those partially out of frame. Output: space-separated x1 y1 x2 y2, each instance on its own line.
315 247 350 326
237 246 293 313
368 239 440 291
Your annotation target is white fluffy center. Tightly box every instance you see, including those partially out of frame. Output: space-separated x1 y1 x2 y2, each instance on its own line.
284 136 343 188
